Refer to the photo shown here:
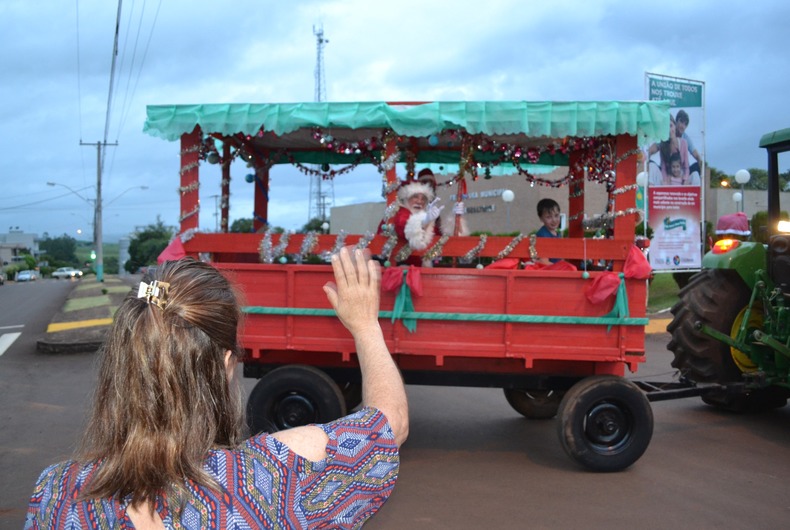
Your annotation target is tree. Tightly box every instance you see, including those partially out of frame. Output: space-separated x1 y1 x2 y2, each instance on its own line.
300 217 326 233
230 218 254 233
125 217 174 273
39 234 78 265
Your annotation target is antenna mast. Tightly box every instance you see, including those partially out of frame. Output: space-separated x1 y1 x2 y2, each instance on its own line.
309 24 333 222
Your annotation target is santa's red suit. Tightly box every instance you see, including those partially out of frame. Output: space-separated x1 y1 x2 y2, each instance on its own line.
380 181 467 267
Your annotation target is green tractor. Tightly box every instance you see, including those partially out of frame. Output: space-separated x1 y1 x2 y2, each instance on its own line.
668 127 790 411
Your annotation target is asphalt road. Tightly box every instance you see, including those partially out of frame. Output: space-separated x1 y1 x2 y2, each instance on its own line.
1 291 789 529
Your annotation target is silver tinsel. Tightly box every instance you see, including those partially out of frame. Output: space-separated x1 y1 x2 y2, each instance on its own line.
259 227 291 264
355 231 375 251
295 231 319 262
321 231 348 261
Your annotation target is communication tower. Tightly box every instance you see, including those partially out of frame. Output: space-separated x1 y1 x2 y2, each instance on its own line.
308 24 333 222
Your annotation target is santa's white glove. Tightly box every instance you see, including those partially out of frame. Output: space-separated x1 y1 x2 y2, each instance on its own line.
422 198 444 227
453 202 465 215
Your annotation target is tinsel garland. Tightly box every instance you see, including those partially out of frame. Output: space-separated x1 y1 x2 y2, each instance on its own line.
404 149 416 181
321 231 348 261
295 231 319 262
424 235 450 261
382 180 400 196
611 183 638 195
381 202 400 224
355 231 375 251
460 234 488 263
180 144 201 155
496 233 526 260
178 182 200 195
259 228 291 264
378 229 399 262
528 234 539 261
179 205 199 222
179 228 199 243
290 157 362 179
179 162 199 176
394 243 413 264
380 150 400 172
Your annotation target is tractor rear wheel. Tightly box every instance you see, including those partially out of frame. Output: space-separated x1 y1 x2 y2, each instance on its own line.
667 269 787 412
667 269 746 383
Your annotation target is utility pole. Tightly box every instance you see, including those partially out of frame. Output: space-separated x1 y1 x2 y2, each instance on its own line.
80 140 117 282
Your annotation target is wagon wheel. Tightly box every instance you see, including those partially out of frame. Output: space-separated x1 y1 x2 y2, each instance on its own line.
503 388 565 420
556 375 653 472
246 365 346 435
338 381 363 411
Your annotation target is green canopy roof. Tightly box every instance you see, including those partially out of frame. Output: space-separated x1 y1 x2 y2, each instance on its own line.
144 100 669 141
143 101 669 167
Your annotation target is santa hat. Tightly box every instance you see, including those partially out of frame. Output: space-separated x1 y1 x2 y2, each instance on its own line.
397 181 435 205
716 212 751 236
417 168 437 187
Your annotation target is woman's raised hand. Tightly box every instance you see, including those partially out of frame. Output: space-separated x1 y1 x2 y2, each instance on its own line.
323 247 381 335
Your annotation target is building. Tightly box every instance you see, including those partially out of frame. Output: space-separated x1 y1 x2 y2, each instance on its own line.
330 167 610 236
0 228 40 267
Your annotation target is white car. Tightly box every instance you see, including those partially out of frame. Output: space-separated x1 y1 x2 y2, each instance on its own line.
52 267 83 279
16 270 37 282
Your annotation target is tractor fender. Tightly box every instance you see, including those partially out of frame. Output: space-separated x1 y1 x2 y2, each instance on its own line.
701 241 766 290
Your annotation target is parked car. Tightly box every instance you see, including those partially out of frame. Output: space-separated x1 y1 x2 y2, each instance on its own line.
52 267 83 279
0 270 5 285
16 270 36 282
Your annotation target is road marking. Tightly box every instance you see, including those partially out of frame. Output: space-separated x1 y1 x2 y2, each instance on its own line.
0 332 21 357
0 325 24 330
47 318 113 332
645 318 671 334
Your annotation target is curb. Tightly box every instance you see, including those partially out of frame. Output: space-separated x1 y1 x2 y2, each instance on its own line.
36 339 105 354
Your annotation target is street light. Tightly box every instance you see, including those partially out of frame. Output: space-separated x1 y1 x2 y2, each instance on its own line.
321 221 330 234
47 182 147 282
501 189 515 232
732 191 743 210
735 169 751 213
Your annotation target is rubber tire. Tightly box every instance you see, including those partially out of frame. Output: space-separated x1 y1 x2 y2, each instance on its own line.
557 375 653 472
667 269 746 383
665 270 790 412
339 381 363 411
246 365 346 435
504 388 565 420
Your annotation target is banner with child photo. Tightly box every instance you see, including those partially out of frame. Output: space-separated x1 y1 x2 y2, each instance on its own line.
643 72 705 271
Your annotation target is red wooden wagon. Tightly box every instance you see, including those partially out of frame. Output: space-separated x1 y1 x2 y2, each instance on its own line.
144 100 669 471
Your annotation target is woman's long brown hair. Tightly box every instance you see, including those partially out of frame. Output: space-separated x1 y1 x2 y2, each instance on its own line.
78 258 244 506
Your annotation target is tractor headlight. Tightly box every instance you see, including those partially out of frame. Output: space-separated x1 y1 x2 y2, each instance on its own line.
778 220 790 233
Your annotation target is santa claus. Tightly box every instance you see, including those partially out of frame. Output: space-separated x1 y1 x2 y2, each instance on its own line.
385 179 467 266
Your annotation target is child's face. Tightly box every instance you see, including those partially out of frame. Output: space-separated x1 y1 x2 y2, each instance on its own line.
671 160 681 178
540 207 561 233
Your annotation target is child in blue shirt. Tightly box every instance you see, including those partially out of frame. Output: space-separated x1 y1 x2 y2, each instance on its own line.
536 198 561 264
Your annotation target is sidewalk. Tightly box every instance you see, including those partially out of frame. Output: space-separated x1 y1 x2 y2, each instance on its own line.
36 274 672 354
36 274 140 354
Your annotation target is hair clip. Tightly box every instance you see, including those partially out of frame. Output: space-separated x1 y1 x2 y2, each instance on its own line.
137 280 170 310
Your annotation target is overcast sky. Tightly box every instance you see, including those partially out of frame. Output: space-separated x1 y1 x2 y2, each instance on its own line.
1 0 788 242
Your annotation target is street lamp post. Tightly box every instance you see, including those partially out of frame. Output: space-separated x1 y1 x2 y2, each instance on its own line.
735 169 751 213
501 189 515 232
